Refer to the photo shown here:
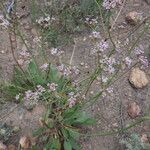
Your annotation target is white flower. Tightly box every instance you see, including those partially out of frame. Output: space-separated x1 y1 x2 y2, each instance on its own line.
68 97 77 108
68 92 75 97
125 57 132 67
37 85 46 93
57 64 65 72
45 16 50 22
15 94 20 100
106 87 113 94
51 48 64 56
135 45 144 55
64 68 72 76
97 40 109 52
72 66 80 75
139 55 149 68
40 63 49 71
103 0 122 10
51 48 58 55
108 66 115 74
25 90 32 99
90 31 101 38
102 76 108 83
57 64 71 76
19 50 30 57
47 83 58 91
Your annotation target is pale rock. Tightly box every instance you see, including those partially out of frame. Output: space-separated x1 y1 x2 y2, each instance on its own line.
125 11 141 25
0 142 7 150
141 134 149 143
8 145 16 150
128 102 141 119
129 67 149 88
19 136 30 149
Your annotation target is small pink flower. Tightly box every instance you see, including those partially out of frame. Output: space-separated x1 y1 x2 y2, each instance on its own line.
103 0 122 10
98 40 109 52
135 45 144 55
37 85 46 93
106 87 113 94
125 57 132 67
90 31 101 38
139 55 149 68
47 83 58 91
68 97 77 108
40 63 49 71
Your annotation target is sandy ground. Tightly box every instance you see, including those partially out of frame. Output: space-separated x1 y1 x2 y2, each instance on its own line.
0 0 150 149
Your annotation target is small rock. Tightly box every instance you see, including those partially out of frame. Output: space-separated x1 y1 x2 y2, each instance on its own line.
80 62 84 66
90 91 94 95
12 126 20 133
112 123 119 128
129 67 149 88
19 136 30 149
1 50 5 54
125 11 141 25
141 134 149 143
0 142 7 150
0 129 6 135
8 145 16 150
128 102 141 119
17 59 24 66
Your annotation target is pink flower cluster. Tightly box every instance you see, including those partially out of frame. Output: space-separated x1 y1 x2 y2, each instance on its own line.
103 0 122 10
85 17 98 25
40 63 49 71
91 39 109 54
57 64 80 76
97 40 109 52
100 55 116 74
124 57 132 67
47 83 58 92
68 97 77 108
135 45 149 68
36 16 55 28
50 48 64 56
18 49 31 66
90 31 101 39
23 90 39 107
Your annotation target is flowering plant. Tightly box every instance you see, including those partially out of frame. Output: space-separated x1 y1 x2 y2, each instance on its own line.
5 60 95 149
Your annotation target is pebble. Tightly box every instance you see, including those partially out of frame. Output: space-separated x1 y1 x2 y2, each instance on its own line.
129 67 149 88
141 134 149 143
19 136 30 149
0 142 7 150
125 11 141 25
128 102 141 119
8 145 16 150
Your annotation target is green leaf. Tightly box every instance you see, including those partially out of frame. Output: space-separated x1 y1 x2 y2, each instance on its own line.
61 128 69 139
44 138 61 150
33 127 47 137
32 146 40 150
64 140 72 150
48 65 61 83
66 128 80 140
28 61 45 85
73 111 95 125
63 105 80 119
69 139 81 150
81 118 96 125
